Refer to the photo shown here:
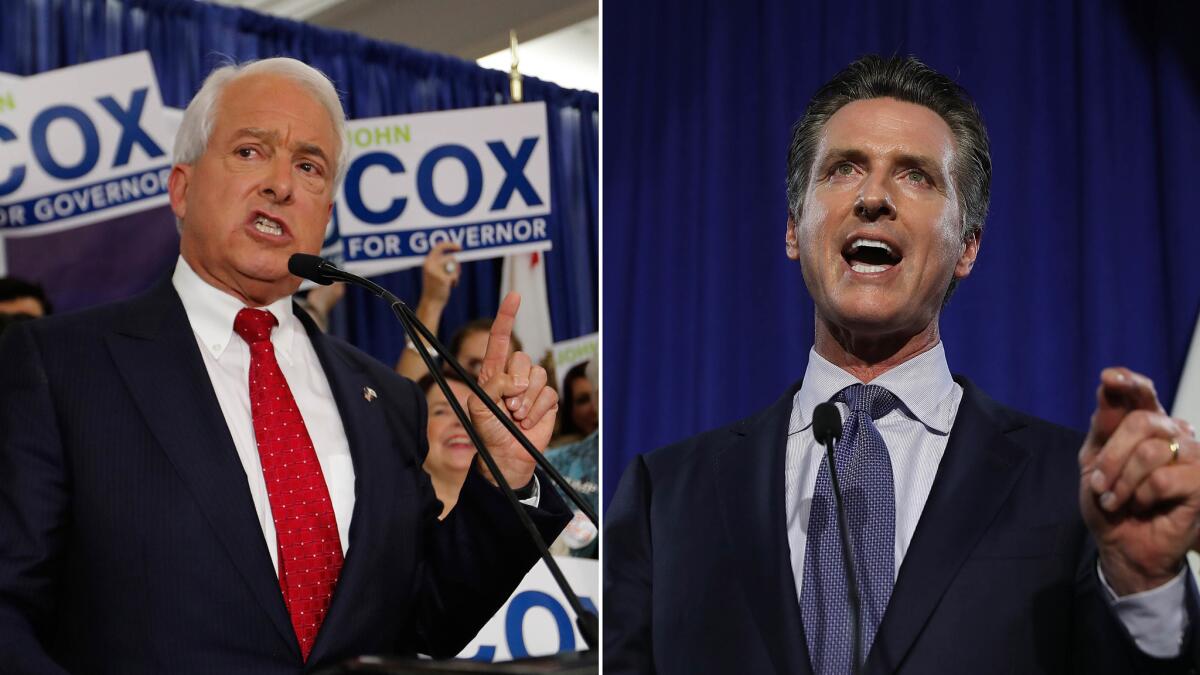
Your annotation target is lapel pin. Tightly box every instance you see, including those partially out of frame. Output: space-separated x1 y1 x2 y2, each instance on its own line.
363 386 377 402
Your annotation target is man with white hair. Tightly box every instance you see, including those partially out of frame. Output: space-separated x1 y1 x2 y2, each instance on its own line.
0 58 569 674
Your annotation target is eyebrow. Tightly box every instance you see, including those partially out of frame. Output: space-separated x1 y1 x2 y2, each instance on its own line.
233 127 331 166
819 147 948 183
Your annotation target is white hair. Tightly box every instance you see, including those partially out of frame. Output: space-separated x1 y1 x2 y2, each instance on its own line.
173 57 350 189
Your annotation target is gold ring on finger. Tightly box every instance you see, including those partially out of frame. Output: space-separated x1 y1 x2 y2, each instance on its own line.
1169 438 1180 464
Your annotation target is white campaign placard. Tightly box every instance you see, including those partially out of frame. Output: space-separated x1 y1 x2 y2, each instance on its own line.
551 333 599 393
456 557 597 662
333 102 553 277
0 52 172 238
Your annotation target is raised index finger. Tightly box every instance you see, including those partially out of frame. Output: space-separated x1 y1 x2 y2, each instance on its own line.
1098 367 1163 414
480 291 521 380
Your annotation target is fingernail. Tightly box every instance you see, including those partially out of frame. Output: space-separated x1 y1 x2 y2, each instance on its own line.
1090 469 1107 492
507 397 520 411
1100 492 1117 511
514 376 529 388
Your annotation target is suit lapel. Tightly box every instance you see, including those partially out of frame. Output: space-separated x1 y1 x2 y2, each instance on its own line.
300 308 396 664
105 278 297 653
867 377 1032 673
715 384 814 675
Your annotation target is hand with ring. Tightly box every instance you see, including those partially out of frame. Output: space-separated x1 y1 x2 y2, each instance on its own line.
1078 367 1200 595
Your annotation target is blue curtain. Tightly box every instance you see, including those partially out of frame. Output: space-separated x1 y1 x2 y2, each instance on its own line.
0 0 598 365
603 0 1200 507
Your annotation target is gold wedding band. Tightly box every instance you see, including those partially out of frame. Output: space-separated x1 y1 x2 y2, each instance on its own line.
1169 438 1180 464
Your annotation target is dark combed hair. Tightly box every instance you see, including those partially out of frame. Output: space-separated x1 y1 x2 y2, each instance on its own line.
0 277 52 315
786 55 992 297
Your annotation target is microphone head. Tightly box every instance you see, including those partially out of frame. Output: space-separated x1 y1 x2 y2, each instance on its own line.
288 253 334 285
813 402 843 445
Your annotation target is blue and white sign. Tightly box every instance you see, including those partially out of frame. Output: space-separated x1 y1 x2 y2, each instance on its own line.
457 556 597 662
334 102 553 277
0 52 172 238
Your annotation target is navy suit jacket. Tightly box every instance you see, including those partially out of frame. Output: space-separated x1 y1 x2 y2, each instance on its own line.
0 278 570 675
605 377 1200 673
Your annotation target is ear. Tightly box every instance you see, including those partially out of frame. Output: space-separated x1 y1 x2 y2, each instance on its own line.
785 216 801 260
168 164 192 223
954 229 982 279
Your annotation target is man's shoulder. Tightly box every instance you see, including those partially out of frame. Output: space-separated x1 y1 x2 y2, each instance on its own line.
954 374 1085 450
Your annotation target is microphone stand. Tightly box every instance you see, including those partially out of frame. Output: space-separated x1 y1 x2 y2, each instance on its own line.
298 257 597 650
821 433 862 675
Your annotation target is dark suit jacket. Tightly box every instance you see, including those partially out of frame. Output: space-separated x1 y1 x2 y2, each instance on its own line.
604 377 1200 673
0 277 570 675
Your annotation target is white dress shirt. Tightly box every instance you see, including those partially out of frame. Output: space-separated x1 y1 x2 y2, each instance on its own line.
172 256 539 576
785 343 1187 658
173 257 356 572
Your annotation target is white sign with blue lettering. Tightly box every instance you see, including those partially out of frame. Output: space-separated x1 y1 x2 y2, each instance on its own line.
456 556 597 662
0 52 172 238
334 102 553 277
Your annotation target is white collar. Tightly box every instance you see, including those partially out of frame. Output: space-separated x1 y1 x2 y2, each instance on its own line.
171 256 299 364
791 341 957 435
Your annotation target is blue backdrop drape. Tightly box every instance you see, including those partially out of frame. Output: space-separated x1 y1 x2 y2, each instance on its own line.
0 0 599 366
603 0 1200 507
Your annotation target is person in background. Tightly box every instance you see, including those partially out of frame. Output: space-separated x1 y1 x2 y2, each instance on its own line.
294 280 345 333
0 277 52 337
552 360 599 447
547 358 599 559
392 243 524 381
417 369 476 519
396 241 462 379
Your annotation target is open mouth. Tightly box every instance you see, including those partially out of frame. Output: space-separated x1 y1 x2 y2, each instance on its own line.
443 434 474 451
843 237 902 273
250 212 287 238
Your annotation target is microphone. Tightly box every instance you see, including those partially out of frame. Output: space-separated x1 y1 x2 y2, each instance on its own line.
813 402 862 675
288 253 598 649
813 402 843 446
288 253 335 285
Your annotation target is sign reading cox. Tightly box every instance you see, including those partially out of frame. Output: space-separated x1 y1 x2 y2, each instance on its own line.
333 102 553 277
0 53 172 237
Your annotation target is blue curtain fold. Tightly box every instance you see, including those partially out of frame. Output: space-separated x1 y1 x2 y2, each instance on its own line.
603 0 1200 507
0 0 598 367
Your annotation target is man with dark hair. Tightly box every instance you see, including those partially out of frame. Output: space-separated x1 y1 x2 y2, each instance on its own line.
0 277 52 337
605 55 1200 673
0 277 52 317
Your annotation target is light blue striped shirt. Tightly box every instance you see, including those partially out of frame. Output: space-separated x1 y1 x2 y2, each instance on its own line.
784 343 1185 657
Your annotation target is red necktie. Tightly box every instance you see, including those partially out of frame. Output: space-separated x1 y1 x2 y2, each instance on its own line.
234 308 344 661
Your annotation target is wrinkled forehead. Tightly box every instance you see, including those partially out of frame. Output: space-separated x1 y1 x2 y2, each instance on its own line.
211 73 338 151
814 97 957 174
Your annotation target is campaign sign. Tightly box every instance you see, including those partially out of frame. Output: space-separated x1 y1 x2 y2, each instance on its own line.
0 52 172 239
551 332 599 393
457 557 597 662
334 102 552 277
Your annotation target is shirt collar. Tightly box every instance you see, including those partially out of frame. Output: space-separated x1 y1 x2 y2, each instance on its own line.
172 256 299 363
791 342 957 435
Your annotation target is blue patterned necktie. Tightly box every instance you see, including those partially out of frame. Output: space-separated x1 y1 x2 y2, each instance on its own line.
801 384 899 673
